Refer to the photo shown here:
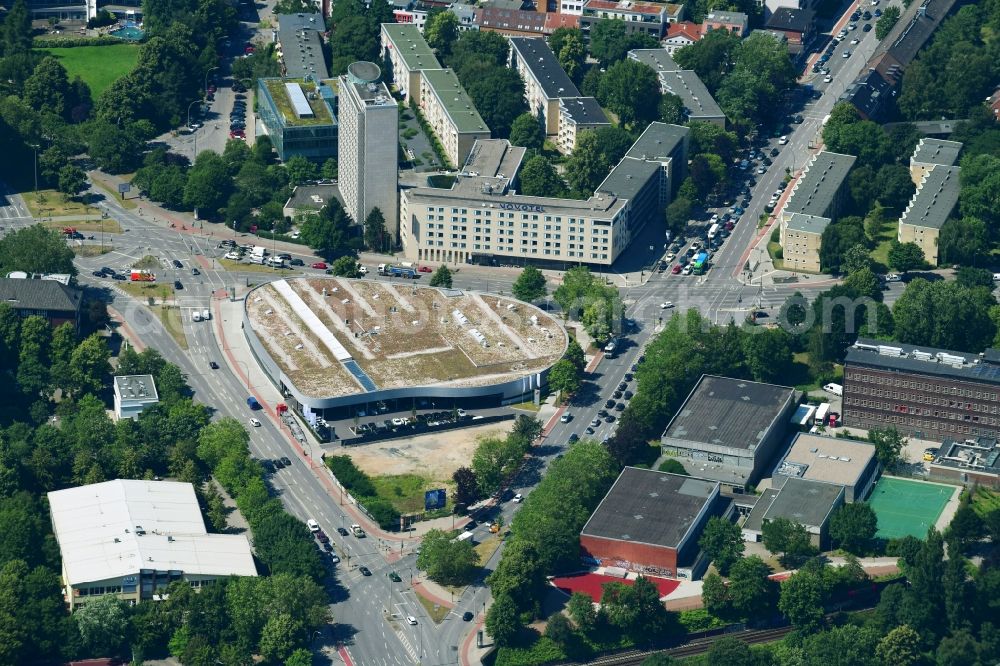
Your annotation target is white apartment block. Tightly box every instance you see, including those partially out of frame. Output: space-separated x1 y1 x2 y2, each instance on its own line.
418 68 491 167
557 97 611 154
508 37 581 135
380 23 440 103
338 62 399 237
399 123 689 267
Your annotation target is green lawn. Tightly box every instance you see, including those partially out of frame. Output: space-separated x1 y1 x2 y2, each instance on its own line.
36 44 139 99
869 218 899 272
369 474 450 514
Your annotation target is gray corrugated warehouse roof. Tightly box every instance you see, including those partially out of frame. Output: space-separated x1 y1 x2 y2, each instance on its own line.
662 375 795 452
581 468 720 548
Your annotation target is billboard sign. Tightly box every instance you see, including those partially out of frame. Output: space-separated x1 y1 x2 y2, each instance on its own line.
424 488 447 511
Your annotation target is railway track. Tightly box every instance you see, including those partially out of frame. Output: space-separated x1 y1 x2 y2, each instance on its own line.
557 625 795 666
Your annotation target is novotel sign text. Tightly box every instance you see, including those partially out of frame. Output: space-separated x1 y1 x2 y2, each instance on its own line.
499 202 545 213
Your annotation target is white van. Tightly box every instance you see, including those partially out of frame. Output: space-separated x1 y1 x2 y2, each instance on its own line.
822 383 843 396
202 309 211 321
192 311 201 322
307 519 319 533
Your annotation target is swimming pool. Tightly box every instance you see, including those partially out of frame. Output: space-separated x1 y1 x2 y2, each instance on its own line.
109 21 145 41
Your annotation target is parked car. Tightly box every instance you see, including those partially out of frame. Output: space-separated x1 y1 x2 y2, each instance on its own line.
418 265 433 273
280 456 291 466
513 493 523 503
463 612 474 621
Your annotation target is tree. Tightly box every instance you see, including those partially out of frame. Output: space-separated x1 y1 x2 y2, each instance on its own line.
876 625 923 666
701 572 729 617
459 63 527 137
564 337 585 372
363 207 388 252
939 216 988 266
945 502 983 554
829 502 878 554
547 359 581 396
299 199 356 259
564 126 632 194
429 265 453 288
842 244 873 274
517 155 567 198
600 577 669 642
485 593 520 646
761 517 814 564
487 539 546 610
512 265 547 302
657 459 688 475
892 280 997 352
56 163 87 199
75 594 128 656
329 256 360 277
779 572 825 632
17 316 50 397
567 591 597 631
545 612 574 646
416 529 478 585
509 113 545 151
955 266 994 289
741 328 792 384
658 93 686 125
184 151 232 218
875 5 901 40
887 241 926 272
279 154 314 185
597 59 661 127
424 10 459 56
820 218 869 273
471 435 527 496
70 334 112 396
452 466 478 508
0 224 76 276
844 266 882 301
698 516 744 576
665 196 693 235
705 637 755 666
727 555 775 620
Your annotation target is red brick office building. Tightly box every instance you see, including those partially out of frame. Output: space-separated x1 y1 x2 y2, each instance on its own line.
843 338 1000 442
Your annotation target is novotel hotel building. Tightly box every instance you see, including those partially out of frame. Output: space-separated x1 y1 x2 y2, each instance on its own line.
399 123 690 267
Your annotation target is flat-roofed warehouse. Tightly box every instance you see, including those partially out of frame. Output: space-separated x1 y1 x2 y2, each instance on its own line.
772 432 880 502
580 468 729 580
661 375 797 492
48 480 257 610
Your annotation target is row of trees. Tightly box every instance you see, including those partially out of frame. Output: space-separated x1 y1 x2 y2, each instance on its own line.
606 310 792 467
486 440 620 645
324 455 401 529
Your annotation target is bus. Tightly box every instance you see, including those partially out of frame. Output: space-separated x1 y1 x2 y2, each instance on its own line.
691 252 709 275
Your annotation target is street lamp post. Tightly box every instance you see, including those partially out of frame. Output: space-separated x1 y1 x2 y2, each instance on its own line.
204 66 219 98
29 144 39 193
186 100 201 158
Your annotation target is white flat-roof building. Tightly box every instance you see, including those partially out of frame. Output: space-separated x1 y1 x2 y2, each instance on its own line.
48 480 257 610
418 68 491 167
557 97 611 155
772 432 880 502
113 375 159 421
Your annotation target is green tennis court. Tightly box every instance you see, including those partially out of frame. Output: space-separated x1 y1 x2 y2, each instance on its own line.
868 476 954 540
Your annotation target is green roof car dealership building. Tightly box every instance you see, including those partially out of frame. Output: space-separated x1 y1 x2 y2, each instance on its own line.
242 278 567 433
